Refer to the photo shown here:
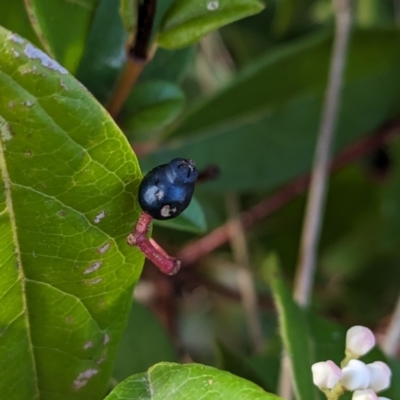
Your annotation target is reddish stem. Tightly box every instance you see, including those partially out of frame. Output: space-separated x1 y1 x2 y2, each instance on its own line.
127 212 181 275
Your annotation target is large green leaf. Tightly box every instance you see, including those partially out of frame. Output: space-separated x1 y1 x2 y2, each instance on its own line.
24 0 99 74
157 0 265 49
263 254 316 400
105 362 283 399
143 28 400 192
0 26 144 399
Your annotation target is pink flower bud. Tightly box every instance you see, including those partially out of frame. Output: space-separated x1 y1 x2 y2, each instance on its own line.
367 361 392 392
352 389 378 400
341 360 371 390
346 326 376 357
311 360 343 389
377 397 391 400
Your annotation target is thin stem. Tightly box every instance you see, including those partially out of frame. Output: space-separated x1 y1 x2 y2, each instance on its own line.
108 58 145 118
127 212 181 275
293 0 354 307
381 291 400 356
107 0 157 118
277 351 293 399
226 194 264 354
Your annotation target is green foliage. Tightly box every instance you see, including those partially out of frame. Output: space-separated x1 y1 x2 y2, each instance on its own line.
157 0 265 49
2 0 400 399
106 362 283 400
24 0 100 73
143 28 400 192
122 81 185 136
113 302 178 381
263 254 316 400
0 25 144 399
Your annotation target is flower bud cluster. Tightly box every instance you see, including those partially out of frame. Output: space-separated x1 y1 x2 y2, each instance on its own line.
311 326 392 400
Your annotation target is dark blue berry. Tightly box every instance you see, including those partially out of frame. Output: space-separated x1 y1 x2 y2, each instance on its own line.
138 158 198 220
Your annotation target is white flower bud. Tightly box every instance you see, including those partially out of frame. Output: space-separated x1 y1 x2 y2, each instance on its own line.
377 397 391 400
311 360 343 389
346 326 376 357
341 360 371 390
367 361 392 392
352 389 378 400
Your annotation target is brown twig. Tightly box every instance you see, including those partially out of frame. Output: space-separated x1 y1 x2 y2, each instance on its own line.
178 119 400 266
108 0 157 118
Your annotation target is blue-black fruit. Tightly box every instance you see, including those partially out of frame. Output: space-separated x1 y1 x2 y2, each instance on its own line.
138 158 198 220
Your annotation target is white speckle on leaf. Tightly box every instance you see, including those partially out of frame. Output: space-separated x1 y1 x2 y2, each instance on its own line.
96 356 106 365
94 210 106 224
25 101 34 107
13 50 20 58
97 243 111 254
83 341 93 350
9 34 24 44
89 277 102 285
207 1 219 11
60 80 69 91
8 102 14 108
208 379 213 385
103 334 110 345
0 116 13 142
73 369 98 390
84 261 102 274
24 43 68 74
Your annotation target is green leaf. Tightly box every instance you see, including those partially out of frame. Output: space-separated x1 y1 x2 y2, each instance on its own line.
113 302 178 381
119 0 137 33
143 29 400 192
122 80 185 137
0 26 144 399
105 362 283 400
24 0 99 74
77 0 128 104
154 195 207 233
0 0 42 48
262 254 316 400
140 46 195 84
157 0 265 49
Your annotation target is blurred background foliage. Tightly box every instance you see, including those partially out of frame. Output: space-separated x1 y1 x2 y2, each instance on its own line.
2 0 400 398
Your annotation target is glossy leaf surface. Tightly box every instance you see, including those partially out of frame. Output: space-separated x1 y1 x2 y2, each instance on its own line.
157 0 265 49
0 27 144 399
106 362 283 400
144 29 400 192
